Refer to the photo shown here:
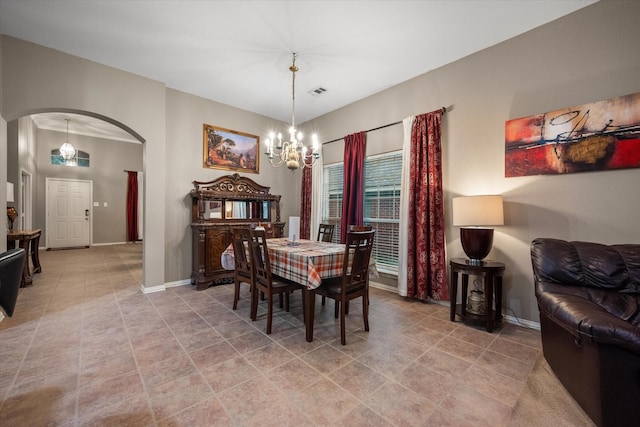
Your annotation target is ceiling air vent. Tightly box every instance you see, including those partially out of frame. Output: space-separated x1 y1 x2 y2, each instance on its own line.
309 86 327 97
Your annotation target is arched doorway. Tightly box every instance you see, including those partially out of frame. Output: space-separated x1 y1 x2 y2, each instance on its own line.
8 108 145 282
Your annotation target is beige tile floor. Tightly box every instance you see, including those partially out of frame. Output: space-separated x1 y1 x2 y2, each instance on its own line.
0 244 542 426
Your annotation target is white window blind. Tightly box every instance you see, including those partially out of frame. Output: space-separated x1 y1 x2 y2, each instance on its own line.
364 152 402 273
321 151 402 273
321 163 344 243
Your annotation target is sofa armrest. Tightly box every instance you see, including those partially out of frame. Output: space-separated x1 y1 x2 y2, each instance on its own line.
537 284 640 356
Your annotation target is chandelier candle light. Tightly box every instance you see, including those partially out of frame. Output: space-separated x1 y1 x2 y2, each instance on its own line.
265 53 319 170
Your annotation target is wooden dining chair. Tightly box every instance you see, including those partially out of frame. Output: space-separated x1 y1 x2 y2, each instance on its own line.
345 225 374 307
317 223 335 242
231 227 254 313
315 230 375 345
249 229 303 334
317 223 336 306
349 225 373 232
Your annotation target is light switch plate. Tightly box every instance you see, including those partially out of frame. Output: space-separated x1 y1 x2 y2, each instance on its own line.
103 202 108 207
93 202 99 207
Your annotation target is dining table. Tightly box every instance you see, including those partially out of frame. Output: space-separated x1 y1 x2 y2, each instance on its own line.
221 237 377 342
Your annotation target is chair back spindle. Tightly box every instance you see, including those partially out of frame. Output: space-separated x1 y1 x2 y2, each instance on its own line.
250 230 272 287
341 231 375 296
317 223 335 242
231 227 254 312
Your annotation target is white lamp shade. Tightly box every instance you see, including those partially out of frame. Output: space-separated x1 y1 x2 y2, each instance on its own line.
6 182 14 203
288 216 300 240
452 195 504 226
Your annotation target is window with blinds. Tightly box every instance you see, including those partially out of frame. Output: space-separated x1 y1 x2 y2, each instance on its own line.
322 163 344 243
321 150 402 274
364 152 402 273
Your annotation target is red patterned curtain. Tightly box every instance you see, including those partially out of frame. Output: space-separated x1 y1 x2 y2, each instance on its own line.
340 131 366 243
407 111 447 301
300 159 312 239
126 171 139 242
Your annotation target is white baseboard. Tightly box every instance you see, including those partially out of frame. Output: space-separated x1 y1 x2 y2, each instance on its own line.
38 241 141 250
139 278 191 294
502 314 541 330
369 281 397 292
139 283 165 294
91 241 130 247
371 283 541 331
166 279 191 288
433 300 541 330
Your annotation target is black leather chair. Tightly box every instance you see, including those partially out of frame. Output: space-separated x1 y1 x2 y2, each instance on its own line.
0 248 26 317
531 238 640 427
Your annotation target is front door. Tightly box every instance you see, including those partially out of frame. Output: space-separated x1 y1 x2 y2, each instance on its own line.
46 178 92 249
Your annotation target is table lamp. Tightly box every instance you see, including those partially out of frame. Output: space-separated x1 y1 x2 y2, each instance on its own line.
452 195 503 265
288 216 300 245
7 182 17 231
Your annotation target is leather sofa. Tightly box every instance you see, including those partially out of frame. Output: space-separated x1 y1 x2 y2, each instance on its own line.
0 248 25 317
531 238 640 427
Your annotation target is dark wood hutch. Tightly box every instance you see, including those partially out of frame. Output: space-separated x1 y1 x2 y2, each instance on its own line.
190 173 284 290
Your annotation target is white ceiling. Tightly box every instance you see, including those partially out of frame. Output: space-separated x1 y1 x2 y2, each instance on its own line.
0 0 597 139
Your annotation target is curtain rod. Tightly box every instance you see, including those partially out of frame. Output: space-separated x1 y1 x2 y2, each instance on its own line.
321 106 446 145
124 170 141 172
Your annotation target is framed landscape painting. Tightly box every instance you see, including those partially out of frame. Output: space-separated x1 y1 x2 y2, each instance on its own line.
203 124 260 173
505 92 640 177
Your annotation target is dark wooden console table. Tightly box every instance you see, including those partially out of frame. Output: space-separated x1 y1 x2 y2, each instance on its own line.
7 229 42 287
449 258 505 332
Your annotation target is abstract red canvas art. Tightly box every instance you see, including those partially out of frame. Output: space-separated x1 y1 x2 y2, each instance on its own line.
505 92 640 177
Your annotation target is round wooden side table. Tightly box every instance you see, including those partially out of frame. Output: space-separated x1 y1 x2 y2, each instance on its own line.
449 258 505 332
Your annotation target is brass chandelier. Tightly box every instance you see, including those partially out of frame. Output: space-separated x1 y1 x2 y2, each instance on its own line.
264 53 319 170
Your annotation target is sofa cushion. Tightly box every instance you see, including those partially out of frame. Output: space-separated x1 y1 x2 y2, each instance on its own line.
531 238 640 293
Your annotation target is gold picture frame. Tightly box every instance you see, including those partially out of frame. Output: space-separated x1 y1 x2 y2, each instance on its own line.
203 124 260 174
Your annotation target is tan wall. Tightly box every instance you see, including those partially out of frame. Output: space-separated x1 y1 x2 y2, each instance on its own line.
1 35 167 288
0 117 6 253
34 127 143 244
306 0 640 323
0 36 299 288
163 88 297 283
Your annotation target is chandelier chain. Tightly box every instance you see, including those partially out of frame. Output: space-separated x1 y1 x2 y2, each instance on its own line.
290 53 297 129
59 118 77 162
264 52 319 171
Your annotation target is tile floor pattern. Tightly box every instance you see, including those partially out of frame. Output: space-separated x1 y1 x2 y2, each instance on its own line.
0 244 542 426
